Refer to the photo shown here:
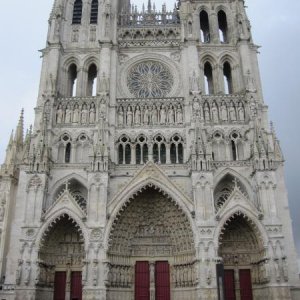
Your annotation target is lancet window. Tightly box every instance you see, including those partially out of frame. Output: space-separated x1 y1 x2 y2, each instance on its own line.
223 62 233 94
204 62 214 95
218 10 228 43
68 64 78 97
90 0 99 24
87 64 98 96
135 136 149 165
72 0 83 24
200 10 210 43
153 135 167 164
170 135 184 164
118 136 131 165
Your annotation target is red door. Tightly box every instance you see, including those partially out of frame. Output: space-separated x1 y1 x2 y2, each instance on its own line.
135 261 150 300
239 269 253 300
224 270 236 300
53 272 66 300
71 271 82 300
155 261 170 300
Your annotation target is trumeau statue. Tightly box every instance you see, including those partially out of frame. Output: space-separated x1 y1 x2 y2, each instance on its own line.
0 1 298 300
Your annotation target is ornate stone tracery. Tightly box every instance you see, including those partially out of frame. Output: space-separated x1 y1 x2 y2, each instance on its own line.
127 61 174 98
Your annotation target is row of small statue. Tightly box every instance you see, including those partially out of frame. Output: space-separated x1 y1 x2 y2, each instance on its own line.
172 264 197 287
193 99 246 122
118 103 184 127
56 103 96 125
108 265 133 288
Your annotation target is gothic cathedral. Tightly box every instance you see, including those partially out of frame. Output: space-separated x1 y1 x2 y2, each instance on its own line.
0 0 299 299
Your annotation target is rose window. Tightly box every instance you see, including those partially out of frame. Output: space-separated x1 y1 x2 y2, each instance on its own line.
127 61 174 98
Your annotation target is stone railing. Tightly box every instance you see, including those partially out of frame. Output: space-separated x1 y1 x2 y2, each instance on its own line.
116 97 185 128
118 11 180 27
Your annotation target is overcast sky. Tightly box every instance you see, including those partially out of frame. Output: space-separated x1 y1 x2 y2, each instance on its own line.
0 0 299 254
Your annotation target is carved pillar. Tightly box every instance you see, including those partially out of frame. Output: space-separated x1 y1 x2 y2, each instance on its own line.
166 144 171 164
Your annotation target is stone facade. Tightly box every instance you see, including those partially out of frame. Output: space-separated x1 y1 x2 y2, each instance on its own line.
0 0 299 299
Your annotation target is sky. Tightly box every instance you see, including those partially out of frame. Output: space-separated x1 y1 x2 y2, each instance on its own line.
0 1 300 254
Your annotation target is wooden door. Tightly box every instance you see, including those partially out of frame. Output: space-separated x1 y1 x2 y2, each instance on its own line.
71 271 82 300
224 269 236 300
239 269 253 300
53 271 66 300
155 261 170 300
135 261 150 300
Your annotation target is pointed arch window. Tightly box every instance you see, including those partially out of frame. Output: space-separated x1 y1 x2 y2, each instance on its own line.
72 0 83 24
200 11 210 43
68 64 77 97
218 10 228 43
204 62 214 95
90 0 99 24
65 143 72 163
223 62 233 94
87 64 98 96
153 135 166 164
117 136 131 165
170 135 184 164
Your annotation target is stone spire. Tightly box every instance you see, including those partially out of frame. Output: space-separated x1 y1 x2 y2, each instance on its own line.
14 109 24 148
148 0 152 13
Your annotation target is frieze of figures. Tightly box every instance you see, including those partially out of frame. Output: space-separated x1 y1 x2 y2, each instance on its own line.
172 262 198 288
107 264 133 288
192 94 248 124
116 98 184 127
55 100 97 126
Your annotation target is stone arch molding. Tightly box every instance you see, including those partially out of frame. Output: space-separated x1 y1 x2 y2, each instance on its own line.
35 209 88 252
104 162 197 249
214 207 269 249
118 53 183 98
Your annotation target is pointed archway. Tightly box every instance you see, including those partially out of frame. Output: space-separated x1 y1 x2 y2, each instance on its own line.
107 186 197 300
36 214 85 300
218 212 266 300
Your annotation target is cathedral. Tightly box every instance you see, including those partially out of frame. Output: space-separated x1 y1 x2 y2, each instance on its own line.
0 0 299 299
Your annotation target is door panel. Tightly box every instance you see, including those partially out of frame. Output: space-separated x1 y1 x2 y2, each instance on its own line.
53 271 66 300
135 261 150 300
71 271 82 300
155 261 170 300
239 269 253 300
224 269 236 300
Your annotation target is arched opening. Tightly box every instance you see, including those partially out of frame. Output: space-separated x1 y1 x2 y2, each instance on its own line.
37 215 84 300
153 135 167 164
219 213 265 300
72 0 83 24
65 143 72 163
68 64 77 97
214 174 248 212
223 62 233 94
204 62 214 95
87 64 97 96
107 187 196 299
118 136 131 165
200 10 210 43
90 0 99 24
218 10 228 43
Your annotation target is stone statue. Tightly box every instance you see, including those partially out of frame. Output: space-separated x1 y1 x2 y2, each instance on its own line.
238 102 245 121
176 105 183 124
118 107 124 126
126 106 133 126
81 104 88 124
24 261 31 285
190 70 200 93
89 103 96 124
143 106 150 125
100 72 110 94
135 106 141 125
229 102 237 121
245 70 257 92
73 104 80 123
56 105 64 124
160 105 166 125
204 103 210 121
220 102 228 121
211 103 219 123
65 104 72 123
99 98 107 119
168 105 175 124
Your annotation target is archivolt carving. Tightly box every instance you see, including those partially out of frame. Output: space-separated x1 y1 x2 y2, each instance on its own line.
108 187 195 258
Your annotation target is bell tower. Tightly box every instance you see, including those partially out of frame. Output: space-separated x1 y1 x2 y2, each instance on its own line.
0 0 299 299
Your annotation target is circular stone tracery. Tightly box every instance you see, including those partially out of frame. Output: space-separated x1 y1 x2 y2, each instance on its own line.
127 61 174 98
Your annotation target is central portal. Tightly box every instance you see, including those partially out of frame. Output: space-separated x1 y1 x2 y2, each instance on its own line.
107 187 197 300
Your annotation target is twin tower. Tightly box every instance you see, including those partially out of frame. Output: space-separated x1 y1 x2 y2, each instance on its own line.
0 0 299 299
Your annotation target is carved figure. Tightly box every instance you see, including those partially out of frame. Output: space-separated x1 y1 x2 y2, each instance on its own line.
151 106 158 125
24 261 31 285
73 105 80 123
176 105 183 124
126 106 133 126
143 106 150 125
118 107 124 126
167 105 175 124
245 70 257 92
56 105 64 124
204 103 210 121
238 102 245 121
89 103 96 123
65 105 72 123
229 102 237 121
211 103 219 123
81 104 88 124
135 106 141 125
160 105 166 124
220 102 228 121
190 70 200 92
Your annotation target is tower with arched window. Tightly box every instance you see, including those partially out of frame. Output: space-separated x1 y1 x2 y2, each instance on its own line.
0 0 299 299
